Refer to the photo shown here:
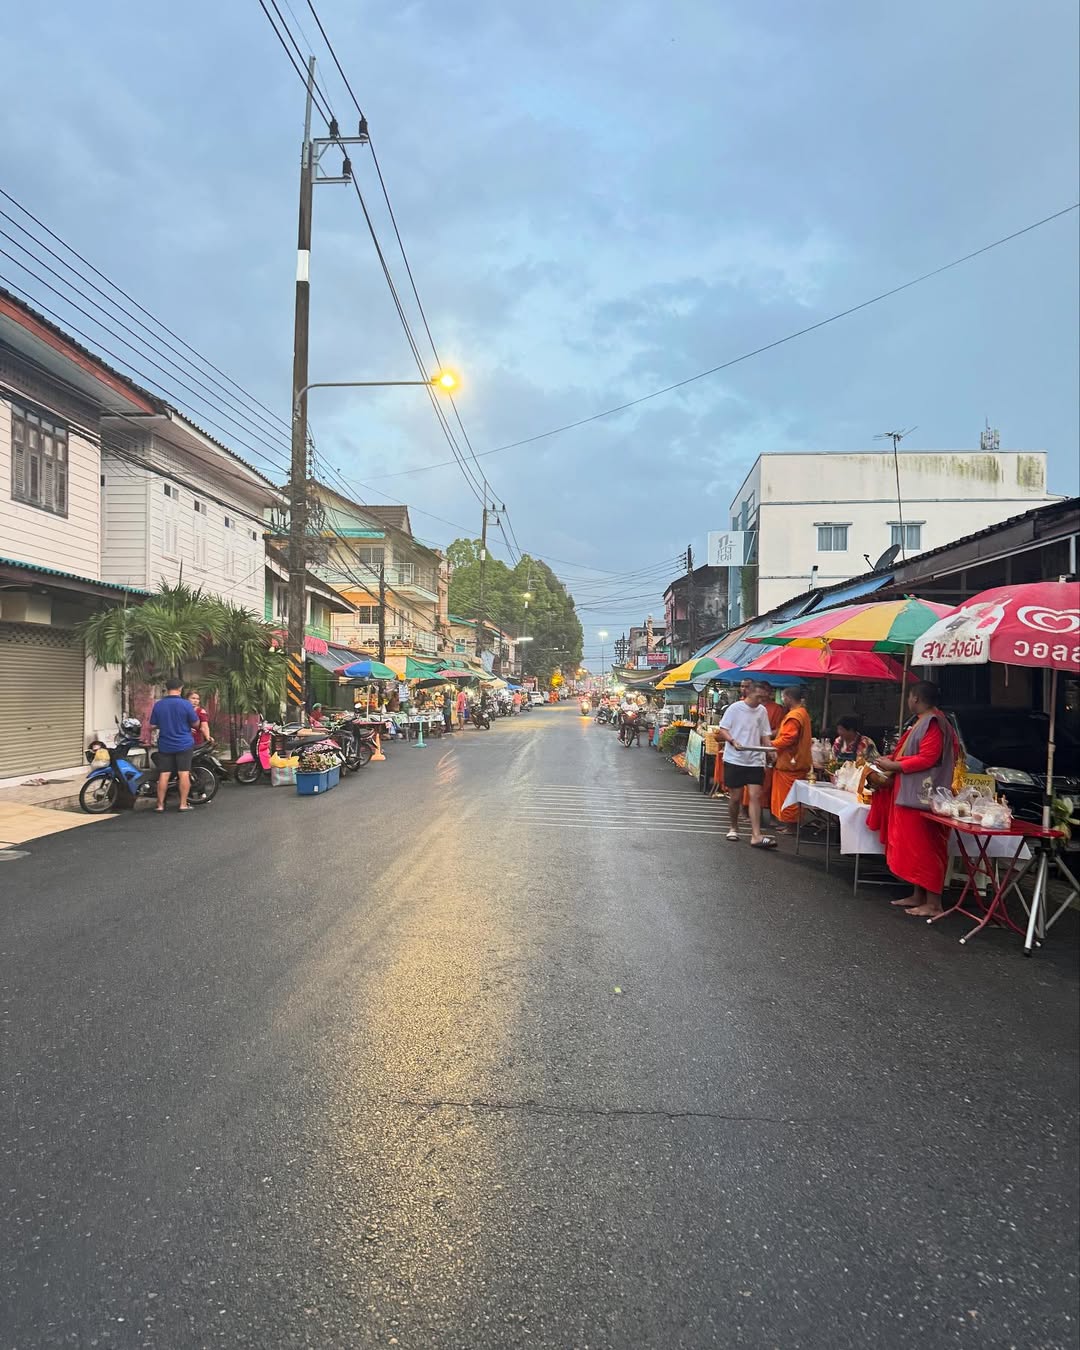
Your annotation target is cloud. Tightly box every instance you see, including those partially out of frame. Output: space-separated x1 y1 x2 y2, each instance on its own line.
0 0 1076 634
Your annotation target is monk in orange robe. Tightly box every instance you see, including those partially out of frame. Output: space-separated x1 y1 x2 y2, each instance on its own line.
867 680 961 918
770 685 813 827
744 683 785 812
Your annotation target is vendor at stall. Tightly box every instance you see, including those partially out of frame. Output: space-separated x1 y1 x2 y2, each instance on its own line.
832 715 879 765
770 686 813 832
867 680 960 920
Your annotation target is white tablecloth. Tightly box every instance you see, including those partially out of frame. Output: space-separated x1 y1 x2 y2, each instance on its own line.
783 781 1029 860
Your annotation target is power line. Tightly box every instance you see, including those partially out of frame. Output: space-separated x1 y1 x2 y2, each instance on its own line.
0 232 293 470
0 186 295 441
0 269 290 478
262 0 497 512
358 201 1080 481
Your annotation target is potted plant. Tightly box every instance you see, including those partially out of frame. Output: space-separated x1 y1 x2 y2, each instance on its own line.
295 744 341 795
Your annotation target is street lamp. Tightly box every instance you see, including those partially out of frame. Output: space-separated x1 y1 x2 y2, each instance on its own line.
598 630 608 690
294 369 459 417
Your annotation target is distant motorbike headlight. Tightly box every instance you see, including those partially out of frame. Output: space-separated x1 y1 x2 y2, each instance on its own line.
987 767 1036 787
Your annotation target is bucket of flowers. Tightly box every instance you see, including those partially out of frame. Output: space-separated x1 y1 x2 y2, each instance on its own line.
295 742 341 795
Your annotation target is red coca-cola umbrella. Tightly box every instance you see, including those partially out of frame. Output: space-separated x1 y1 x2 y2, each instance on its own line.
914 580 1080 953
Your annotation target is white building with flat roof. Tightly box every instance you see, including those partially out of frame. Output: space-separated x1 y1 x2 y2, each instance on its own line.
728 449 1057 618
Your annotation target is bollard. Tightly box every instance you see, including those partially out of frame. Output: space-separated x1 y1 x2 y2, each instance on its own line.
371 732 386 763
415 720 426 749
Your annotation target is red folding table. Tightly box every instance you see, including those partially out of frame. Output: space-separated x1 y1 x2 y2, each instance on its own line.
924 815 1063 947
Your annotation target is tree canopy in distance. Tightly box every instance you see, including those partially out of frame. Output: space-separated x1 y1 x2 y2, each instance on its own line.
447 540 584 681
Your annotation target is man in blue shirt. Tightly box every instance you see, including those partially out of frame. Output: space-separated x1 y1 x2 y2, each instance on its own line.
149 678 198 812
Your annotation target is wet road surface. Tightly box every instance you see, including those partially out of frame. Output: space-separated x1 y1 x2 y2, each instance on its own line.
3 705 1078 1347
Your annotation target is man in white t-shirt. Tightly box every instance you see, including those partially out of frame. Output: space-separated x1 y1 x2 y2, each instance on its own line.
717 681 777 849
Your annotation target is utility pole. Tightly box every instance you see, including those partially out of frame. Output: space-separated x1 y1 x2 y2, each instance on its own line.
286 57 316 720
686 543 695 658
475 504 490 659
377 563 387 662
519 562 532 679
286 59 369 719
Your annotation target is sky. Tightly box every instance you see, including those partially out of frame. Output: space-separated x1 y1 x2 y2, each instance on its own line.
3 0 1078 656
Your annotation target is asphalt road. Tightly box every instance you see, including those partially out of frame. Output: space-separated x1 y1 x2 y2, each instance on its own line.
3 705 1078 1349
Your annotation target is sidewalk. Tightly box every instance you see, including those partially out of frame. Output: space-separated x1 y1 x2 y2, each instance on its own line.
0 767 109 849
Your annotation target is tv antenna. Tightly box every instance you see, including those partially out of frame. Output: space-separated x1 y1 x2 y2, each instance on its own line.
980 420 1000 453
874 426 918 560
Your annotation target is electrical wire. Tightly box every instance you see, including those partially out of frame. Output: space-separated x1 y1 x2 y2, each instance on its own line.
0 187 295 440
0 206 293 449
0 232 293 470
0 269 290 479
356 202 1080 481
257 0 497 513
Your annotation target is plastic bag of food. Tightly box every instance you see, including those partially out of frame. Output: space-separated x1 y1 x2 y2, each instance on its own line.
930 787 956 815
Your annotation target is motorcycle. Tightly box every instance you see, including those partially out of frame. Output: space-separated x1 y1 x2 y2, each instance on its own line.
471 704 492 730
234 719 334 784
579 699 591 717
620 709 645 747
80 718 219 813
594 706 610 724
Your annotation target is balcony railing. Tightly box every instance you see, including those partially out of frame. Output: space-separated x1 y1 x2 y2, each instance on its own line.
386 563 437 592
330 620 438 656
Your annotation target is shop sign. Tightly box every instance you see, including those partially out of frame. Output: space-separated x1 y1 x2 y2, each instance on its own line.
686 731 703 777
707 530 748 566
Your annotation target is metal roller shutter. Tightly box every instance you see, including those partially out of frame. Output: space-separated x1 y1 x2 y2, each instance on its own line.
0 623 86 776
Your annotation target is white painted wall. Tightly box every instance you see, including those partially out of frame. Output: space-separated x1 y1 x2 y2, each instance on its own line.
101 435 268 613
729 451 1055 613
85 657 121 741
100 459 151 589
0 398 100 577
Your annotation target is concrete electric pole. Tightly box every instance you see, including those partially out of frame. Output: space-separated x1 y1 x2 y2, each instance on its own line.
286 57 369 718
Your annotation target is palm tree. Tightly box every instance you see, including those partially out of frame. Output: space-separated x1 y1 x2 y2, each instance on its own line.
198 603 286 761
81 583 225 713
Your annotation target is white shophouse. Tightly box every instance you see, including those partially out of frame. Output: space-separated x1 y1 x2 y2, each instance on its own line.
727 447 1058 618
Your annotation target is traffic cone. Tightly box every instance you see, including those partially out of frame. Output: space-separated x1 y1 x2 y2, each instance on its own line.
371 732 386 762
415 720 426 748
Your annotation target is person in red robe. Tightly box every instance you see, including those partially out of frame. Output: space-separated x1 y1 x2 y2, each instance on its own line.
867 680 960 919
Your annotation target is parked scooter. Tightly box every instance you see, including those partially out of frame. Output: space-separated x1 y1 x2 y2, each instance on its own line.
79 718 219 813
234 719 325 784
471 704 492 730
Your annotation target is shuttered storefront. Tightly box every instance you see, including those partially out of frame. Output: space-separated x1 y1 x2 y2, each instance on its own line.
0 623 85 776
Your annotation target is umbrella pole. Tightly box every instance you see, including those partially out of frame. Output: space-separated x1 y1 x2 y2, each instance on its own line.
821 676 830 734
1043 667 1058 830
897 648 910 735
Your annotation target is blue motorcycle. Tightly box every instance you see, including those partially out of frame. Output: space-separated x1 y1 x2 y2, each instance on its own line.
80 718 218 813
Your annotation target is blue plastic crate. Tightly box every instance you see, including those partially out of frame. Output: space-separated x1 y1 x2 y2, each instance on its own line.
296 769 332 795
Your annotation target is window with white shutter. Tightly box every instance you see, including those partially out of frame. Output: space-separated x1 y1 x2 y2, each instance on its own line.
10 403 69 516
163 483 179 558
193 499 208 567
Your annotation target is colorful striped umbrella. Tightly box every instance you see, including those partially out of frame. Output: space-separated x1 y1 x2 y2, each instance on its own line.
742 646 913 681
747 597 953 653
335 658 398 680
656 655 737 689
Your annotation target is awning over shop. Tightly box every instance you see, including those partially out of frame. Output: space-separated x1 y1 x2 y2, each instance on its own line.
305 643 361 675
807 573 894 609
